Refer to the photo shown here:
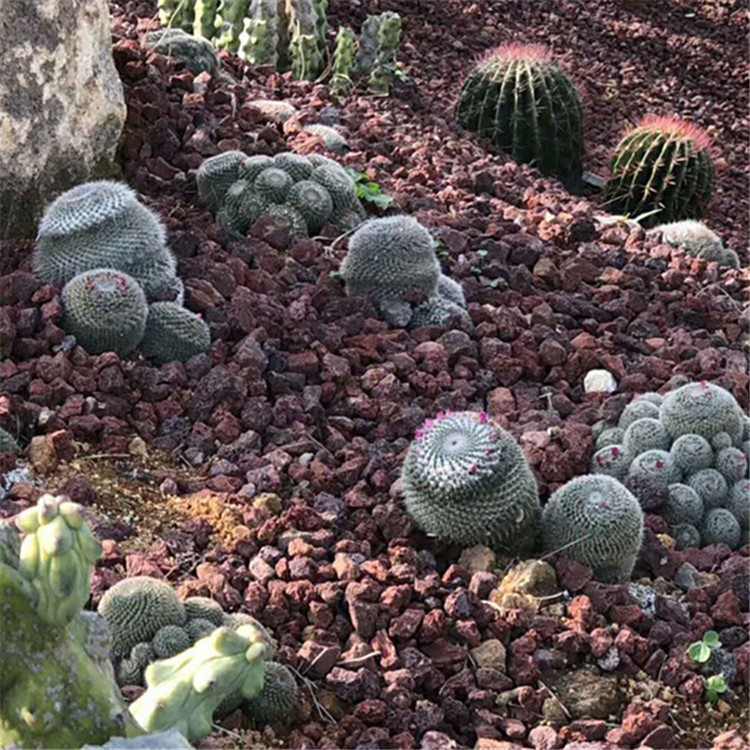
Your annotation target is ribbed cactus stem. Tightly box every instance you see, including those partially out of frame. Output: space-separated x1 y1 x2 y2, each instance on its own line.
368 12 402 95
193 0 219 39
353 14 382 76
287 0 324 80
313 0 328 59
331 26 357 96
214 0 251 52
238 0 279 65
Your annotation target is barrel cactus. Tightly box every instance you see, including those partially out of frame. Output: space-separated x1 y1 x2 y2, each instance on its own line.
184 596 225 626
595 427 625 451
604 115 715 227
117 642 156 687
311 164 357 210
623 418 671 456
701 509 742 550
152 625 193 659
238 154 275 182
456 44 584 190
670 433 714 474
591 444 633 481
139 302 212 365
541 475 644 584
660 484 704 528
287 179 334 233
650 220 738 268
61 270 148 356
626 450 681 509
401 411 541 553
409 297 471 330
619 399 661 429
197 151 247 211
437 274 467 309
186 618 218 643
687 468 729 510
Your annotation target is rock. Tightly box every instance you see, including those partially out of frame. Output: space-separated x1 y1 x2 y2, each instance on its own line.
28 435 58 475
713 730 750 750
542 666 622 719
471 640 507 673
583 370 618 394
528 726 562 750
459 546 497 574
1 0 125 239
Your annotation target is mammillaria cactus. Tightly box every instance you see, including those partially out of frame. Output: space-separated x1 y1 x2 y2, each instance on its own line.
152 625 193 659
636 393 665 406
311 164 357 210
437 274 467 309
727 480 749 530
238 154 275 182
409 297 471 329
541 475 644 584
712 432 734 451
701 509 742 550
715 447 748 484
672 523 701 550
687 468 729 510
400 411 541 553
184 596 226 625
595 427 625 450
254 167 295 203
619 399 661 429
0 426 19 454
287 180 334 233
670 433 714 473
591 444 632 481
604 115 715 227
331 26 357 95
244 662 299 724
659 381 744 445
274 152 315 182
368 12 402 95
623 418 671 455
626 449 681 509
661 484 704 528
62 270 148 356
197 151 246 211
259 204 308 235
145 29 220 76
651 220 739 268
223 179 266 233
455 44 584 190
117 642 156 687
186 618 219 643
139 302 212 365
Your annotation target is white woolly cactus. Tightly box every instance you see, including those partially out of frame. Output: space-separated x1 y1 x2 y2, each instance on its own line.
591 444 632 480
618 399 661 429
687 468 729 510
727 480 750 531
661 484 704 528
672 523 701 550
401 411 541 553
409 297 471 329
651 220 739 269
626 449 681 509
670 433 714 473
623 418 671 455
595 427 625 450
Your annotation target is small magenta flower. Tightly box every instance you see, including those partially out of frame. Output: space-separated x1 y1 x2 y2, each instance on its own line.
479 412 489 424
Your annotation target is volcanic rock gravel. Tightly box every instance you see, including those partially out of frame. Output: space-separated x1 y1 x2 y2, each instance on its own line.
0 0 748 748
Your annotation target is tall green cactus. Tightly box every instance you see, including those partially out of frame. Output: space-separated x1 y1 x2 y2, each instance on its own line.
603 115 715 227
238 0 279 65
214 0 251 52
193 0 219 39
369 12 402 95
288 0 324 80
331 27 357 96
455 44 584 191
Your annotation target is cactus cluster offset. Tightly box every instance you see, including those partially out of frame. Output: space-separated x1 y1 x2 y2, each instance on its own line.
401 411 541 553
604 115 715 227
139 302 212 366
456 44 584 190
145 28 220 75
592 381 749 550
650 220 740 269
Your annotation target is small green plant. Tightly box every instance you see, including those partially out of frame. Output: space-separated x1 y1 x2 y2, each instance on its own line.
704 674 727 704
345 168 393 209
687 630 721 663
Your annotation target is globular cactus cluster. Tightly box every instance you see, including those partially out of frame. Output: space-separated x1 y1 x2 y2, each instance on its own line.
198 149 366 238
144 28 221 75
591 382 749 550
35 181 210 363
649 220 740 269
400 411 541 553
604 115 715 227
455 44 584 191
340 216 470 329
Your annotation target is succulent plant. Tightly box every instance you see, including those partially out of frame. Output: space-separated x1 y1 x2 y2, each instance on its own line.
98 576 187 658
184 596 226 626
139 302 212 365
117 642 155 687
701 509 742 550
618 399 661 430
659 382 744 446
626 449 681 509
244 662 299 724
193 0 218 39
186 618 218 643
650 220 732 265
661 483 704 528
238 0 279 66
715 447 748 484
670 433 714 474
456 44 584 190
437 274 467 309
541 475 644 584
223 179 267 234
401 411 541 553
145 29 220 75
273 152 315 183
409 297 472 329
591 444 633 481
303 124 349 155
61 270 148 356
727 480 750 530
368 12 402 95
687 468 729 510
353 14 382 76
152 625 193 659
671 523 701 550
635 392 665 406
254 167 295 203
238 154 275 182
214 0 251 53
0 427 19 454
197 151 247 211
287 179 334 233
595 427 625 451
287 0 325 80
331 27 357 96
711 432 734 451
311 164 357 210
623 418 671 456
258 204 309 235
604 115 715 227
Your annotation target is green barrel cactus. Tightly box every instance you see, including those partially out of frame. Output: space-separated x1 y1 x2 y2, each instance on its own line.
287 180 334 233
311 164 357 210
727 480 749 531
61 270 148 356
650 220 739 268
401 411 541 553
618 399 661 429
197 151 246 211
409 297 471 329
595 427 625 451
626 449 681 509
623 418 671 456
223 180 267 234
541 475 644 584
369 12 402 95
670 433 714 474
661 484 704 528
331 26 357 96
0 427 19 454
604 115 715 227
238 154 275 182
659 381 744 446
715 447 748 484
701 509 742 550
687 468 729 510
145 29 221 76
455 44 584 190
152 625 193 660
244 662 299 724
140 302 212 365
437 274 467 309
117 642 156 687
591 444 633 481
672 523 701 550
184 597 226 626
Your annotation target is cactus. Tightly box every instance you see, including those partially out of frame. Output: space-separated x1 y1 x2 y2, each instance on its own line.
670 433 714 474
711 432 734 451
715 447 748 485
258 204 308 235
701 509 742 550
273 152 315 182
117 642 155 687
129 625 270 742
671 523 701 550
224 180 267 234
254 167 295 203
303 124 349 155
650 220 733 265
635 392 665 406
541 475 644 583
401 411 541 553
214 0 251 52
145 29 221 76
61 270 148 356
409 297 471 329
604 115 715 227
184 597 226 626
661 484 704 527
353 15 382 77
727 480 750 531
437 274 467 309
186 618 218 643
595 427 625 451
98 576 187 659
133 245 180 303
197 151 247 211
329 204 367 234
287 180 334 233
157 0 194 31
623 418 671 456
368 12 402 95
140 302 212 365
152 625 193 659
591 444 633 481
618 399 661 429
0 427 19 454
311 164 357 210
331 26 357 96
238 0 278 66
287 0 325 80
687 468 729 510
626 449 681 509
244 662 299 724
193 0 218 39
238 154 275 182
455 44 584 190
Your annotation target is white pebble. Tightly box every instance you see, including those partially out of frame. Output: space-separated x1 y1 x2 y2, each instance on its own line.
584 369 618 394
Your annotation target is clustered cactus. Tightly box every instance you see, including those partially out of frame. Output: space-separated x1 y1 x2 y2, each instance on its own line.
455 44 584 191
35 181 210 363
649 220 740 269
340 216 469 329
144 28 221 75
604 115 715 227
401 411 541 553
591 382 749 550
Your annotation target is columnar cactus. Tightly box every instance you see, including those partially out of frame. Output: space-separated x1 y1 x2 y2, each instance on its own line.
158 0 194 31
238 0 279 65
701 509 742 550
456 44 584 190
401 411 541 553
61 270 148 356
604 115 715 227
331 26 357 96
288 0 325 80
193 0 219 39
369 12 402 95
214 0 251 53
139 302 212 366
651 220 739 268
353 14 382 76
541 475 644 583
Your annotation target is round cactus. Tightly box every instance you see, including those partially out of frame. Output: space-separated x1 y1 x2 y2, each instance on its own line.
619 399 661 429
61 269 148 356
224 180 267 233
701 509 742 550
287 180 334 234
183 596 226 626
309 153 348 173
139 302 212 365
117 642 155 687
455 44 583 190
409 297 471 329
400 411 541 553
687 468 729 510
541 475 644 584
595 427 625 451
98 576 187 658
0 427 19 454
152 624 193 659
591 444 633 481
711 432 734 452
603 115 715 227
197 151 246 211
727 480 749 531
437 275 467 309
660 484 704 527
186 617 218 643
273 152 315 182
671 523 701 550
303 124 349 155
238 155 275 182
660 382 744 445
715 447 748 484
623 418 671 456
145 28 220 75
651 220 728 264
329 203 367 234
258 204 308 236
626 450 681 509
311 164 357 210
635 393 665 406
670 434 714 474
253 167 294 204
244 662 299 725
